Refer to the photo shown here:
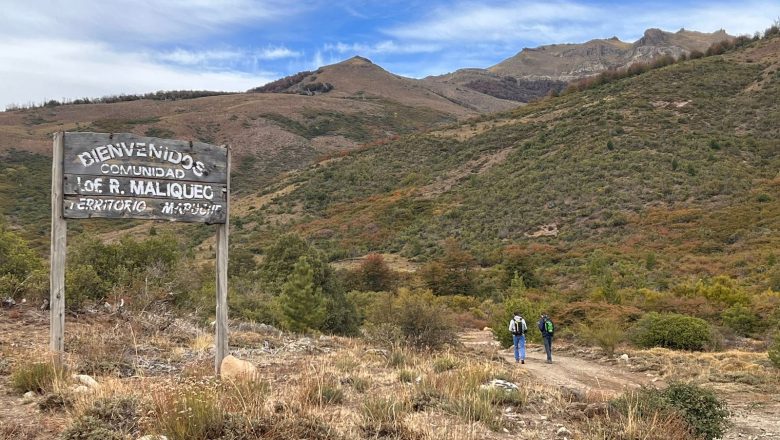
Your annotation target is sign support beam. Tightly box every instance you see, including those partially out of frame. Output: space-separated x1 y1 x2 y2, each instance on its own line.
215 147 230 375
50 132 66 363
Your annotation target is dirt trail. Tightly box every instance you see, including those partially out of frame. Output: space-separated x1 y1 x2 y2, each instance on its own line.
511 346 657 396
461 329 658 398
461 329 780 440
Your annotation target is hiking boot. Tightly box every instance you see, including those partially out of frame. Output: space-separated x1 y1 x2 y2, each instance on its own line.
546 360 552 364
515 359 519 363
521 360 525 364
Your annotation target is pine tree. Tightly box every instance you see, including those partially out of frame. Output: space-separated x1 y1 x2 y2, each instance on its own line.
278 256 326 333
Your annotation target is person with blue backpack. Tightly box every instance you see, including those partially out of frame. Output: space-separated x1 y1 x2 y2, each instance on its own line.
538 313 554 364
508 311 527 364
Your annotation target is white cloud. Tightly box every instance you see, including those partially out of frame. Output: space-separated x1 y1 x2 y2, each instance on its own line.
158 49 245 65
258 47 302 60
323 40 441 55
0 38 274 108
384 0 780 46
0 0 294 43
157 46 300 66
385 1 597 43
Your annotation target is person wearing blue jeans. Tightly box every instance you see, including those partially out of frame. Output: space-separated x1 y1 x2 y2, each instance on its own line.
508 312 527 364
538 313 554 364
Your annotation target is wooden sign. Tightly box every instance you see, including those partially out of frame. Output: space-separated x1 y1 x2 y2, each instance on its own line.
50 132 231 375
61 132 228 224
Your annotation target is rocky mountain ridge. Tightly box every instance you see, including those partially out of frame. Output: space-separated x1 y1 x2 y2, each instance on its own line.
425 28 732 102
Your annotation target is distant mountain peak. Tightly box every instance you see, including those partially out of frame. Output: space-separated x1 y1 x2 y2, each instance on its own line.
637 28 670 45
342 56 374 66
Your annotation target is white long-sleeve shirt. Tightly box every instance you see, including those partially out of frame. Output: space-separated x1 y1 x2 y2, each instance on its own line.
509 316 527 335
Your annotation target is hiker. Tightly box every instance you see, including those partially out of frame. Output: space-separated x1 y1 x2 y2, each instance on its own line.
508 311 527 364
538 313 554 364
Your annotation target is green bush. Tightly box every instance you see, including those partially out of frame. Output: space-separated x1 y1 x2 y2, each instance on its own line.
629 312 715 351
721 304 764 337
662 383 730 440
365 288 458 350
577 320 624 356
769 332 780 368
0 225 44 300
66 264 107 309
613 383 729 440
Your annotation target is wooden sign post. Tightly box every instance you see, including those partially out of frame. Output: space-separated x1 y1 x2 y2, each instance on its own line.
50 132 231 375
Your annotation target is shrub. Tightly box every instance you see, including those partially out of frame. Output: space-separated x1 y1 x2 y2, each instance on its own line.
769 333 780 368
152 387 225 440
65 264 107 309
629 312 715 351
366 289 458 350
603 390 695 439
60 416 125 440
577 320 624 357
721 304 763 337
357 253 395 291
83 396 140 433
662 383 730 440
10 361 65 394
613 383 729 440
0 225 44 300
38 392 74 412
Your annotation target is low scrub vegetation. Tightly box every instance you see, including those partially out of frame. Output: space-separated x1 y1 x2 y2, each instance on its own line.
612 383 730 440
629 312 716 351
769 333 780 368
11 361 66 394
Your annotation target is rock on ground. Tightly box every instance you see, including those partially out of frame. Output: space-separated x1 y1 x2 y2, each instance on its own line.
220 355 257 380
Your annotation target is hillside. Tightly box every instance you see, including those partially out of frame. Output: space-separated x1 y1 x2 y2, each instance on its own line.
425 28 731 102
0 56 511 244
238 34 780 292
258 56 518 114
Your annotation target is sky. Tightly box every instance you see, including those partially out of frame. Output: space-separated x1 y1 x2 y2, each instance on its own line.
1 0 778 109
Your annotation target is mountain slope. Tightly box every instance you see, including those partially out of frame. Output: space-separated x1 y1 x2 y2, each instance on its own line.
241 34 780 291
490 28 731 80
424 28 732 103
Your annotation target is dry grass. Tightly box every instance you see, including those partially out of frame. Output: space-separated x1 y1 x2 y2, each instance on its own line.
6 310 775 439
623 347 780 391
581 399 694 440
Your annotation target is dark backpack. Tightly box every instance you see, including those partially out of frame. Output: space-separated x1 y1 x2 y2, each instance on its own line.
511 318 526 336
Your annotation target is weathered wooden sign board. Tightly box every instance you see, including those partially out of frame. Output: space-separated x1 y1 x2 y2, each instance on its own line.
61 132 228 223
50 132 231 374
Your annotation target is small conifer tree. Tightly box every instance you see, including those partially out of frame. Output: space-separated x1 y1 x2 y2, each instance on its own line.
278 256 326 333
